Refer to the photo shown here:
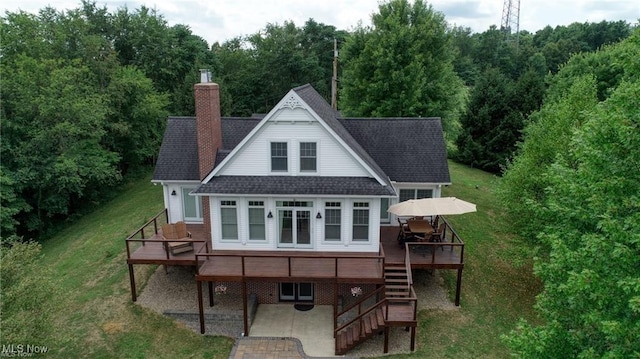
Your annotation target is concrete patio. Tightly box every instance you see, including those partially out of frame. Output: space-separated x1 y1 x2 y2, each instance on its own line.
250 304 335 357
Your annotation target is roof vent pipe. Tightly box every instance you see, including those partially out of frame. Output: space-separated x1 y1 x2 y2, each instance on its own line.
200 69 212 83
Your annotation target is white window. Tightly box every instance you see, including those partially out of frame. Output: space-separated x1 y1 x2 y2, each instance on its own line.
220 200 238 240
352 202 369 242
248 201 266 240
399 189 433 202
182 187 202 222
299 142 317 172
324 202 341 241
271 142 288 171
379 197 389 222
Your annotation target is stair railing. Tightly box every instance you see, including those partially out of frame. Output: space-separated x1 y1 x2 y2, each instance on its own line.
334 286 386 353
404 242 413 292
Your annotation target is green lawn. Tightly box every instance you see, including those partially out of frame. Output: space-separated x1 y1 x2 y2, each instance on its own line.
405 161 542 358
28 161 539 358
37 176 233 358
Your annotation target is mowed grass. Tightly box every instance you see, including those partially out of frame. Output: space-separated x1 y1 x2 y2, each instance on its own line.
34 161 540 358
38 175 233 358
384 161 542 358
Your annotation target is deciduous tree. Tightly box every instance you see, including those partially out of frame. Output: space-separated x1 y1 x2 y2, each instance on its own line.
340 0 465 137
505 77 640 359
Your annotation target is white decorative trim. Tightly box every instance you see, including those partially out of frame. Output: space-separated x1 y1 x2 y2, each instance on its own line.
279 95 304 110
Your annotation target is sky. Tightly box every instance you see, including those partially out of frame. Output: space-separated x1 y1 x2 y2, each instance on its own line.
3 0 639 46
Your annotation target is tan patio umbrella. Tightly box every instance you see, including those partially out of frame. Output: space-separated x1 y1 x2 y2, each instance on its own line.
387 197 477 217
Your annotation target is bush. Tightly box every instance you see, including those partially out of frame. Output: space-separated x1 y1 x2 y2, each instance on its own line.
1 241 58 344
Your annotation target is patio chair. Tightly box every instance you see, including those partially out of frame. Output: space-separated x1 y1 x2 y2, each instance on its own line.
162 221 193 254
430 223 446 251
397 218 416 248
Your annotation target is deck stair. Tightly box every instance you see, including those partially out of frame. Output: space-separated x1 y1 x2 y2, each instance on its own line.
335 305 386 355
385 264 411 298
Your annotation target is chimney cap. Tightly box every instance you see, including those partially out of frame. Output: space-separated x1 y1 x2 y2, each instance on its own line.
199 69 212 83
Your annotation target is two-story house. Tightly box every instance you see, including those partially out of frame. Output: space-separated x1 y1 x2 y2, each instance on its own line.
127 71 464 355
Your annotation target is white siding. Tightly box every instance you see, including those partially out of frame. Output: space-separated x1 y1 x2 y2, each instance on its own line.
218 108 369 177
163 182 201 223
208 196 381 253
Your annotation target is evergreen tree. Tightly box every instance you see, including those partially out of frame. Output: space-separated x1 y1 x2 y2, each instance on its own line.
455 68 520 173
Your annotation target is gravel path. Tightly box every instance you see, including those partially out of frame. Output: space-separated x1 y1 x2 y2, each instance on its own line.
136 265 457 357
137 266 244 336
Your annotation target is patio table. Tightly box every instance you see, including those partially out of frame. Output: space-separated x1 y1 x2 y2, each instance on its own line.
407 220 434 240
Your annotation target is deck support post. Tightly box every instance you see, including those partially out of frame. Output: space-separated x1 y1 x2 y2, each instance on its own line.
208 281 214 307
383 326 389 353
333 282 338 338
198 280 205 334
242 281 249 336
410 326 416 351
128 263 137 302
455 268 463 306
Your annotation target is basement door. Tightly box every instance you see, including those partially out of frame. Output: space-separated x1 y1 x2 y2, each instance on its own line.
279 283 314 302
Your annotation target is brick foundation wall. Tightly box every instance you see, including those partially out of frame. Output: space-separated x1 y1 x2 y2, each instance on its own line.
210 281 377 306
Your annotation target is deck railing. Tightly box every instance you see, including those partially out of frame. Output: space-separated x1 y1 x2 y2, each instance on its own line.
126 208 168 240
125 209 168 258
405 215 465 267
195 251 385 278
405 242 413 290
334 286 386 351
124 209 208 261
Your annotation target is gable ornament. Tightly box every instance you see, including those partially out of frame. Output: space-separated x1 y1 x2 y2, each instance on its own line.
279 95 304 110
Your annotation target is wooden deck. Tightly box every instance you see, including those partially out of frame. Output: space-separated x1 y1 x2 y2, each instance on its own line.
126 224 208 266
379 225 464 269
127 224 463 270
125 209 464 304
196 251 385 283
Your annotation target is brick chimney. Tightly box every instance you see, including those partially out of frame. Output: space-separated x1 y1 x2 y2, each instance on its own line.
194 69 221 241
195 69 222 180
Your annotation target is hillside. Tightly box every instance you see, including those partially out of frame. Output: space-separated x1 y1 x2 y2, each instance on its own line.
4 162 540 358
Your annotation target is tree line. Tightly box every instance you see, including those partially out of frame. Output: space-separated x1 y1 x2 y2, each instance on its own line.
2 0 631 242
1 0 638 356
0 0 632 235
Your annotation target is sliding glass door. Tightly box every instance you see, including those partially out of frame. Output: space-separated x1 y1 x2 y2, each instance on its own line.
279 283 314 302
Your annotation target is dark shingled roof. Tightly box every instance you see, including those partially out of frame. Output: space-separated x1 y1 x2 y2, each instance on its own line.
152 116 260 181
153 84 450 190
293 84 394 188
221 117 261 149
340 118 451 183
193 176 396 196
152 117 199 181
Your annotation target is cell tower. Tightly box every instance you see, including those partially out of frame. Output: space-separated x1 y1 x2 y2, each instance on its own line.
501 0 520 42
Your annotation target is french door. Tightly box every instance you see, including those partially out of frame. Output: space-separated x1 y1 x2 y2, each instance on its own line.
277 201 312 248
279 283 314 302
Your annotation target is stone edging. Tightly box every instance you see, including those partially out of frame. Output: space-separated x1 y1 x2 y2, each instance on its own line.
228 336 359 359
